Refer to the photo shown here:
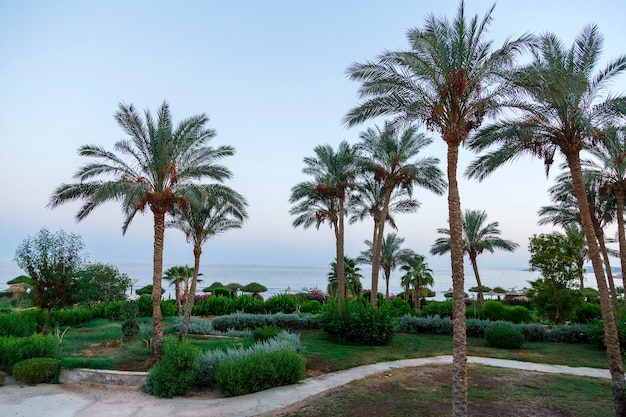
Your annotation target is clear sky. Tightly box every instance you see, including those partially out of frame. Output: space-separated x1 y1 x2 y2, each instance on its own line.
1 0 625 273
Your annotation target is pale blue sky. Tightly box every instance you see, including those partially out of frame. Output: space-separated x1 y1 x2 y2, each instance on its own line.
1 0 625 273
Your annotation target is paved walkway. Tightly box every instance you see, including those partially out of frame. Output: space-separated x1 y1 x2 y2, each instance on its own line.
0 356 611 417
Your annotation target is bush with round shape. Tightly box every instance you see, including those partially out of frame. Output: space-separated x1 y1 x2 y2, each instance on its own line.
104 301 124 320
12 357 62 385
300 300 321 314
211 287 231 298
144 336 201 398
480 300 507 322
503 305 532 324
484 325 524 349
264 294 298 314
419 300 453 318
0 334 58 372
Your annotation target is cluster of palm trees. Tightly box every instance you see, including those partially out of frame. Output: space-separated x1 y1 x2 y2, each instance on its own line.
48 102 248 359
339 2 626 416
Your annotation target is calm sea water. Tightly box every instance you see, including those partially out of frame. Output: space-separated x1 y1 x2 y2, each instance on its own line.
0 260 567 301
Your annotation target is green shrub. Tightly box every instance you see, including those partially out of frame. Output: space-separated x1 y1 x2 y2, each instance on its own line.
144 336 201 398
504 305 532 324
574 303 602 324
211 288 231 298
121 301 140 338
160 299 177 317
0 334 58 372
546 324 589 343
265 294 298 314
50 306 97 327
382 297 413 317
480 301 507 322
419 300 453 318
317 300 397 345
0 370 5 386
104 301 124 320
136 285 165 296
233 294 266 314
517 323 548 342
0 310 39 337
12 358 62 385
300 300 322 314
253 325 281 342
212 312 317 332
137 294 152 317
484 325 524 349
216 349 305 397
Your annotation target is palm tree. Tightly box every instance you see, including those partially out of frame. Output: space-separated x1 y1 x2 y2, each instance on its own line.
48 101 235 360
344 3 531 413
290 141 358 309
167 184 247 337
399 251 434 313
466 26 626 414
355 123 445 307
583 125 626 294
430 209 519 304
357 232 411 299
163 266 185 316
327 256 363 299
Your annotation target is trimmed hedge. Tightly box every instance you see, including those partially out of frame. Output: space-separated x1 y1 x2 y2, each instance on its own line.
216 349 305 397
12 358 62 385
211 312 317 332
484 325 524 349
0 334 58 372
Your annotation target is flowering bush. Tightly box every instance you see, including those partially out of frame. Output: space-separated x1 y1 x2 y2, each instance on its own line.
308 288 326 303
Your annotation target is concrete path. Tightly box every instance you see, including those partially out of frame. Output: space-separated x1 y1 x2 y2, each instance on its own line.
0 356 611 417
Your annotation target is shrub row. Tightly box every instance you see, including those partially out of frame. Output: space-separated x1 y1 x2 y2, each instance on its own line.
211 312 318 333
0 334 58 372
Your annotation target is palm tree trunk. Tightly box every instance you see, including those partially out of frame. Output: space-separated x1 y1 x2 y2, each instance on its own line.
150 210 165 361
336 201 346 309
594 221 620 314
180 245 202 338
447 143 467 417
385 271 391 299
174 283 181 316
616 190 626 299
414 281 422 313
370 219 383 308
469 253 484 305
565 153 625 416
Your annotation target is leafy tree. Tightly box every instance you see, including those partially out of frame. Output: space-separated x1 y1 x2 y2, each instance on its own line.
73 262 130 304
48 101 234 360
354 123 445 307
290 141 358 309
167 185 247 337
357 232 411 299
399 251 434 313
466 25 626 411
528 233 585 323
327 256 363 299
344 3 531 413
14 228 86 332
430 209 518 304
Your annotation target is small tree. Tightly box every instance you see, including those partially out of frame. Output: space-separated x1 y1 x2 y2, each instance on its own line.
528 233 585 323
73 262 131 304
14 228 86 332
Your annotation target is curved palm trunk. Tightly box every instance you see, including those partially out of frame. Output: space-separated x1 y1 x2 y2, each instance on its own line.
616 190 626 299
594 220 620 314
151 210 166 361
566 154 625 416
469 253 484 305
335 201 346 310
180 245 202 338
447 143 467 417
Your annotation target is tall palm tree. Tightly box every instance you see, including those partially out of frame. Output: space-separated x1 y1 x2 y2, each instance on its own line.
327 256 363 299
344 3 531 413
357 232 411 299
583 125 626 294
466 26 626 414
167 184 247 337
355 123 445 307
290 141 358 309
430 209 518 304
399 251 434 313
48 101 234 360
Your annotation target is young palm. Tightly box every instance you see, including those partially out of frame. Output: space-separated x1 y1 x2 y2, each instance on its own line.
430 209 518 304
327 256 363 299
466 26 626 414
167 184 247 337
399 251 434 313
355 123 445 307
48 101 234 359
344 3 531 413
357 232 411 299
163 266 185 316
290 141 358 309
583 125 626 294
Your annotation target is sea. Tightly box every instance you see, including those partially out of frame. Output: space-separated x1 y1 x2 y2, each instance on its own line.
2 260 605 301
